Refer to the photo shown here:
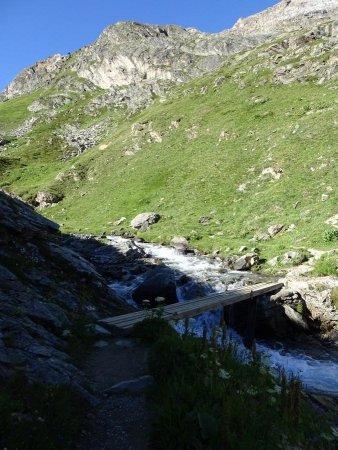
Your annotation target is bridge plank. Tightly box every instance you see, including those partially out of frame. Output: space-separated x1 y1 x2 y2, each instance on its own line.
104 286 255 325
99 282 283 332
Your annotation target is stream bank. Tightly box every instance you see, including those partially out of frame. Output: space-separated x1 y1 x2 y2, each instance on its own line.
93 235 338 398
73 234 338 448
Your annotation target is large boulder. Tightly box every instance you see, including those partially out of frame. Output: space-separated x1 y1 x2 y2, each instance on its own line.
130 212 160 230
170 236 189 252
234 253 259 271
132 266 178 307
267 224 284 237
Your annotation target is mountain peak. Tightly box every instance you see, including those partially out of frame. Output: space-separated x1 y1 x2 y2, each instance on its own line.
232 0 338 36
2 0 338 101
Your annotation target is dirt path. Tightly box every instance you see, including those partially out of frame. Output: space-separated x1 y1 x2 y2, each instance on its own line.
76 338 152 450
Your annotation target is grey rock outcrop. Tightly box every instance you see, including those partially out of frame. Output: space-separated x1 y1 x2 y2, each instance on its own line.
0 190 122 387
234 253 259 271
268 224 285 237
35 191 62 208
232 0 338 38
56 120 110 158
130 212 160 230
283 251 307 264
1 23 247 102
280 274 338 332
67 234 148 278
2 54 69 99
225 288 314 340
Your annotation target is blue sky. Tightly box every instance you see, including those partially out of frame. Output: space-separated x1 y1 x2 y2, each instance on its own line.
1 0 279 91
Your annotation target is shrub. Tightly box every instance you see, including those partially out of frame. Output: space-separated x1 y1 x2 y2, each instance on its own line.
148 334 190 382
131 317 177 343
0 372 88 449
312 255 338 276
323 229 338 242
148 327 335 449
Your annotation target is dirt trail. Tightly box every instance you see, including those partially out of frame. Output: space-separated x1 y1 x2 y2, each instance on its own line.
76 338 151 450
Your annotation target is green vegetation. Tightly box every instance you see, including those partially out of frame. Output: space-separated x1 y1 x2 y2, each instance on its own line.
0 34 337 263
312 254 338 276
138 318 336 449
132 316 177 342
0 372 88 450
324 229 338 243
0 91 40 132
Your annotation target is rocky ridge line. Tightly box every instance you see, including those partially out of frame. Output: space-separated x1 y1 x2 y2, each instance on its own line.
2 0 338 103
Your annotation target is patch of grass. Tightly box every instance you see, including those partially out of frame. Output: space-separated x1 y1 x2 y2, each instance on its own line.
324 229 338 242
312 255 338 276
0 372 88 450
144 319 335 449
0 91 41 132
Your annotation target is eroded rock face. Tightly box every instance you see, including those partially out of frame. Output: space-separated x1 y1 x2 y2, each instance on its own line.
56 120 110 158
1 24 228 102
280 275 338 332
35 191 62 208
0 190 121 387
2 54 69 99
232 0 338 37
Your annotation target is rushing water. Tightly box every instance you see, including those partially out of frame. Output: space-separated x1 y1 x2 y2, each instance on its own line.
107 236 338 396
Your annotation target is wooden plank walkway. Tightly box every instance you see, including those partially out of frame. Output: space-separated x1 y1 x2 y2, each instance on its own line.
99 281 283 333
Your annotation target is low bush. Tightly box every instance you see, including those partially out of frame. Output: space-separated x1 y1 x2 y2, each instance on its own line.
323 229 338 242
0 372 88 449
148 334 199 382
312 255 338 276
144 319 335 449
131 316 177 343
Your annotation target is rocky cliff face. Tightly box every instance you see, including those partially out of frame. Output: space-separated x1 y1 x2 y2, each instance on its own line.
0 190 124 387
1 22 257 103
3 0 338 103
2 54 69 100
233 0 338 36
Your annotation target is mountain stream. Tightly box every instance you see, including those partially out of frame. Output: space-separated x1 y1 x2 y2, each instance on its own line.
107 236 338 396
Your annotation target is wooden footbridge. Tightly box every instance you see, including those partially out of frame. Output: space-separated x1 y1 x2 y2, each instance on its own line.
99 282 283 334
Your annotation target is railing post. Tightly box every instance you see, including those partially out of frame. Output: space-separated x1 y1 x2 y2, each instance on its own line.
243 291 257 349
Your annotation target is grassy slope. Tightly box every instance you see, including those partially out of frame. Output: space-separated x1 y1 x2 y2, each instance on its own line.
0 37 337 263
